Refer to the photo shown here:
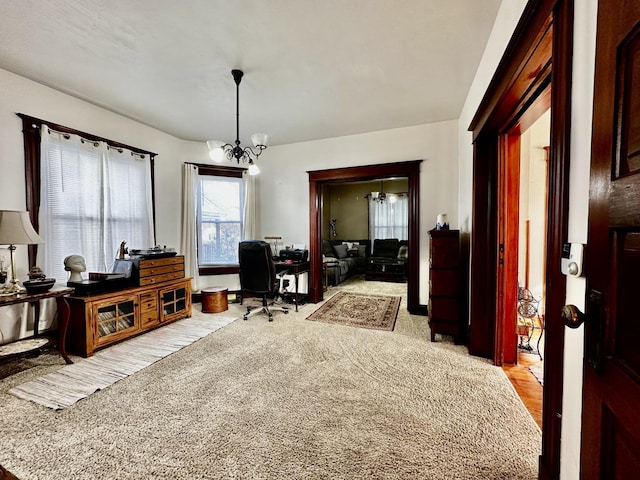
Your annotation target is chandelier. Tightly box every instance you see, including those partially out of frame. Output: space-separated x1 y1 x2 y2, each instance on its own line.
207 69 268 175
371 180 387 203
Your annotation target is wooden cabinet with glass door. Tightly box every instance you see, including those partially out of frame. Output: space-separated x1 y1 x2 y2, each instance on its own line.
92 293 138 349
67 278 191 357
159 282 191 323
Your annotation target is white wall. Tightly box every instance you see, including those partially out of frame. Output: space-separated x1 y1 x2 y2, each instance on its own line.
458 1 599 479
0 67 211 341
560 2 598 478
458 0 529 233
255 120 459 305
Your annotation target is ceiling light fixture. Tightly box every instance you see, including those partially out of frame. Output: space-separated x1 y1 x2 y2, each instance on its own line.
207 69 268 175
371 180 387 203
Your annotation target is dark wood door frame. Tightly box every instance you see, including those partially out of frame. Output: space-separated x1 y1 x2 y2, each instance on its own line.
307 160 422 314
468 1 573 479
498 84 552 366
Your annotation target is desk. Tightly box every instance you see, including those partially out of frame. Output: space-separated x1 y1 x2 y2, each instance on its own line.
0 286 75 364
274 261 309 312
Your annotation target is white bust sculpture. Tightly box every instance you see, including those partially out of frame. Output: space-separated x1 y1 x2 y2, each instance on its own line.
64 254 86 282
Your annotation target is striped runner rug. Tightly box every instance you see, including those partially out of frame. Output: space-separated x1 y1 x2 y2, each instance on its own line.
9 314 236 410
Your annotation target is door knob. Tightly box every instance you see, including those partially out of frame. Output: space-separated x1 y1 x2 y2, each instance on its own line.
562 304 586 328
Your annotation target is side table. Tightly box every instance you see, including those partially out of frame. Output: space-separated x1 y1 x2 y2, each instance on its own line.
202 286 229 313
0 285 75 364
274 261 309 311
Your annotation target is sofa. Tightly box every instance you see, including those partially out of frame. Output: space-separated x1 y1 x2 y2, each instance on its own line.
365 238 409 282
322 239 371 286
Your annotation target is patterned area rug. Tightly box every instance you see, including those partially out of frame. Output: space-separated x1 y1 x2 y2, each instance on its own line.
306 291 400 331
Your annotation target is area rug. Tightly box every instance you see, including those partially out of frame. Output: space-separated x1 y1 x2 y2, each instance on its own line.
8 313 236 410
529 364 544 386
306 291 400 331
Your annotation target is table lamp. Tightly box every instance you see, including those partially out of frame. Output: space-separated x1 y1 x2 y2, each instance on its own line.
0 210 44 294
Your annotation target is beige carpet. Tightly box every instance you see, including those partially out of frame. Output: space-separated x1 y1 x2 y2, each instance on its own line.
0 276 541 479
306 291 400 330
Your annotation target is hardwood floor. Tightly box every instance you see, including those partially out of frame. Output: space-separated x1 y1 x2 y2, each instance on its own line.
503 351 543 429
0 465 19 480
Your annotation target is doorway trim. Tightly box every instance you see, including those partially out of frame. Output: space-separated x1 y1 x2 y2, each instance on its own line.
468 0 573 479
307 160 422 314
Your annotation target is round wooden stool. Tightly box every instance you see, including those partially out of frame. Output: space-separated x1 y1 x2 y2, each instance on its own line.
201 287 228 313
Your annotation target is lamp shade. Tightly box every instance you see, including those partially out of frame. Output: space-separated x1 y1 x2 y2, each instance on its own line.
0 210 44 245
208 147 225 163
206 140 225 150
248 163 260 175
251 133 269 149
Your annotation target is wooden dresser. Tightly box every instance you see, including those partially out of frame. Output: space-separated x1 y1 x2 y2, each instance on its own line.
428 229 464 344
66 256 191 357
133 255 185 286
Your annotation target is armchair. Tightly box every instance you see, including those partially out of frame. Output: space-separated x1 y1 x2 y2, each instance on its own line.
238 240 289 321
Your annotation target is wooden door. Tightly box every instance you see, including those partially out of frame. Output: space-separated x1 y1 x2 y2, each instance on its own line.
495 133 521 365
580 1 640 476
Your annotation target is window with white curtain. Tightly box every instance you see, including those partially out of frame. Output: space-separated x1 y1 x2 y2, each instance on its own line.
197 173 245 265
38 126 155 283
368 194 409 241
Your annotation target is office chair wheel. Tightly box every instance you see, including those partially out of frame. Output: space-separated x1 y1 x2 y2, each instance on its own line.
283 309 289 314
268 314 273 322
246 306 251 314
243 314 248 321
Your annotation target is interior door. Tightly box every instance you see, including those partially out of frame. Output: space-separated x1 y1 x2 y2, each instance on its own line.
495 132 521 365
580 1 640 476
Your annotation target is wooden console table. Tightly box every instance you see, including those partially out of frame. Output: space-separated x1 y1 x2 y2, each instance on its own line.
0 286 75 364
66 277 192 357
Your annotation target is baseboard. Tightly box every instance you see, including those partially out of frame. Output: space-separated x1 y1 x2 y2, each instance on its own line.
410 303 428 316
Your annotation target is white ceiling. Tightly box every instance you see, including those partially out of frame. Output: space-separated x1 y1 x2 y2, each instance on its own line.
0 0 502 146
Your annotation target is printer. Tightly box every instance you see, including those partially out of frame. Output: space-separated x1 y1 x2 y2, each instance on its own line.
279 249 308 262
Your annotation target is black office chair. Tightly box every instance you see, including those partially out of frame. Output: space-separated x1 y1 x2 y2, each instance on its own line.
238 240 289 321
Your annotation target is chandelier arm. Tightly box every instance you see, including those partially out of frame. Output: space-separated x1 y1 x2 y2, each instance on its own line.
242 146 263 159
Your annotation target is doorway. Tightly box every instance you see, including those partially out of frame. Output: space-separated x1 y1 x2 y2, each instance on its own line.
516 110 549 366
307 160 422 314
468 1 573 478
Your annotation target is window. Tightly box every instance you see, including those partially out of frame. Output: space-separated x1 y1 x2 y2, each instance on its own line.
368 194 409 241
38 126 155 282
20 115 156 283
197 167 244 267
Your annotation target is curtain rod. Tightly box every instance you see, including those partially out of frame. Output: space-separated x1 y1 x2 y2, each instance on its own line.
16 113 157 158
45 126 147 159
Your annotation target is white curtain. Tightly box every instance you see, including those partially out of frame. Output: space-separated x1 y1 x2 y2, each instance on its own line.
242 173 257 240
368 194 409 241
38 125 154 284
180 163 200 292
